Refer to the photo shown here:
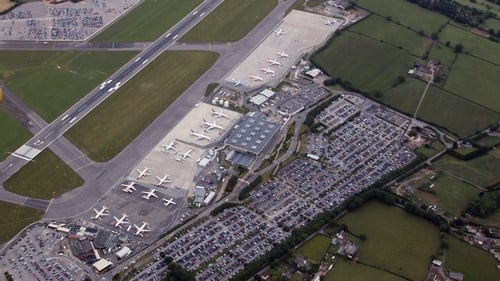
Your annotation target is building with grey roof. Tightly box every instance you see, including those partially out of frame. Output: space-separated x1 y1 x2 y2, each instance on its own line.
224 115 280 155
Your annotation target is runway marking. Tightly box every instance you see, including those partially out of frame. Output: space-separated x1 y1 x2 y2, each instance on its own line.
1 163 14 173
199 12 205 17
43 131 54 140
192 10 198 16
165 33 171 38
173 34 179 40
61 114 69 121
69 117 77 124
11 153 32 161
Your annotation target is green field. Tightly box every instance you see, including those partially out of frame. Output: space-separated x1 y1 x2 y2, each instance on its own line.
349 14 430 56
455 0 500 17
0 108 31 162
295 234 331 263
433 153 500 187
428 43 457 66
444 54 500 112
416 140 446 158
180 0 278 42
444 234 500 281
483 18 500 31
66 51 218 162
338 200 440 281
0 202 43 244
325 259 407 281
439 24 500 65
4 150 84 199
313 31 415 93
92 0 202 42
433 174 480 216
353 0 449 34
475 135 500 147
0 51 137 121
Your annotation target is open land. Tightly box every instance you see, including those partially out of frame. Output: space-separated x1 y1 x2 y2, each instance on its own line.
0 108 31 162
475 134 500 147
295 234 331 264
352 0 449 34
91 0 202 43
325 259 407 281
444 234 500 281
454 0 500 17
4 150 84 199
0 202 43 244
433 153 500 187
180 0 278 42
428 43 457 67
0 0 15 13
338 200 440 281
432 174 480 216
416 140 446 158
65 51 218 162
0 51 137 121
483 18 500 31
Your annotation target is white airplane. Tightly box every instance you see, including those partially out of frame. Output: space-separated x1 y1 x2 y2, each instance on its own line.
249 74 264 82
267 59 282 66
190 129 211 141
121 182 137 193
178 149 193 161
325 20 335 26
92 206 109 220
260 67 275 76
275 50 289 58
163 198 177 207
141 188 158 200
136 167 152 179
202 119 224 130
113 214 130 228
156 174 172 186
274 29 285 36
161 142 176 152
134 222 152 236
211 108 228 118
231 78 245 87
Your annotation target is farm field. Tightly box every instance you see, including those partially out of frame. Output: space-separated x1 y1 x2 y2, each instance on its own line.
180 0 278 42
325 259 407 281
444 234 500 281
428 43 456 66
483 18 500 31
439 24 500 65
92 0 202 43
312 31 414 93
65 51 218 162
0 51 137 121
432 174 480 216
433 153 500 187
475 135 500 147
0 202 43 244
338 200 440 281
349 14 430 56
444 54 500 112
352 0 449 34
416 140 446 158
454 0 500 17
295 234 331 263
0 108 31 162
4 150 84 199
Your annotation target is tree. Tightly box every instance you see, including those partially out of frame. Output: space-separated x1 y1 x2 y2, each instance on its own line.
359 234 367 241
431 32 439 40
454 43 464 53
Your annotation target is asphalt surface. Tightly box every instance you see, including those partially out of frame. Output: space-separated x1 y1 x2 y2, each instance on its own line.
0 41 151 51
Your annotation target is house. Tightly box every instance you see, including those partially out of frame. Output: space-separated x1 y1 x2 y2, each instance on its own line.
294 257 309 270
448 272 464 281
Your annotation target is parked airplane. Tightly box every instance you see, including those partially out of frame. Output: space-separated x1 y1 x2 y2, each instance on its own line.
260 67 275 76
267 59 282 66
249 74 264 82
141 188 158 200
133 221 152 236
180 149 193 159
156 174 172 186
121 182 137 193
113 214 130 228
274 29 285 36
136 167 152 179
202 119 224 130
211 108 228 118
92 206 109 220
190 129 211 141
231 78 245 87
161 142 176 152
325 20 335 26
275 50 289 58
163 198 177 207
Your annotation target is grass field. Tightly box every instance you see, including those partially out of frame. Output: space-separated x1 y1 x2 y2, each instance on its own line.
483 18 500 31
313 31 415 93
353 0 449 34
91 0 202 43
444 234 500 281
4 150 84 199
428 43 457 66
455 0 500 17
0 51 137 121
349 15 430 56
475 135 500 147
439 24 500 65
180 0 278 42
0 202 43 244
433 153 500 187
338 200 440 281
0 108 31 162
432 174 480 216
325 259 407 281
416 140 446 158
444 54 500 112
65 51 218 162
295 234 331 264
